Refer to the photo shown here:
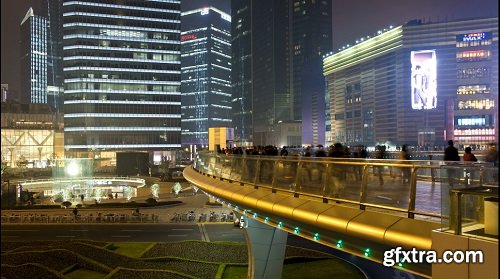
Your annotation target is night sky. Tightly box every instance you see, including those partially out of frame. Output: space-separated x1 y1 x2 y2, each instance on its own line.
1 0 498 101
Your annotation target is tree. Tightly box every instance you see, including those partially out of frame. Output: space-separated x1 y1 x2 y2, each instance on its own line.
150 183 160 198
1 154 8 180
159 156 171 181
172 182 182 196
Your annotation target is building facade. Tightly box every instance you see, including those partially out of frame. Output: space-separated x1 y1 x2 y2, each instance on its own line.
62 0 182 161
324 17 498 149
20 8 48 105
43 0 65 112
292 0 331 147
1 103 64 168
181 6 232 148
231 0 332 147
454 30 497 145
231 0 253 146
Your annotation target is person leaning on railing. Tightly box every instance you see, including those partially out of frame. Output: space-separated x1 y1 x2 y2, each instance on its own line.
444 140 460 188
485 143 498 166
399 144 411 185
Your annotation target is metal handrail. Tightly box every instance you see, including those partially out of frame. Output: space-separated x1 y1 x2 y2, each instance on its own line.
194 152 498 220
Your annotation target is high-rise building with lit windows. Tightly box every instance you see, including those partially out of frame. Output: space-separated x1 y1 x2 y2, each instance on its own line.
20 7 48 105
231 0 332 147
323 17 498 148
231 0 253 146
62 0 182 161
454 31 497 146
292 0 332 147
43 0 65 113
181 6 232 148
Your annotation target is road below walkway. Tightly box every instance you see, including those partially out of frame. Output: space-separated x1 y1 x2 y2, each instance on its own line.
1 223 245 242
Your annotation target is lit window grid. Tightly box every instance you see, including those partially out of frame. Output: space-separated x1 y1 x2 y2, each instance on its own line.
64 78 180 85
65 144 181 149
63 66 180 75
63 22 180 33
180 37 208 45
180 8 231 145
64 113 181 118
1 129 55 167
64 45 180 56
64 127 181 132
64 100 180 105
63 1 181 152
63 34 179 45
28 16 48 104
64 56 180 63
63 1 181 13
63 12 180 24
64 90 180 96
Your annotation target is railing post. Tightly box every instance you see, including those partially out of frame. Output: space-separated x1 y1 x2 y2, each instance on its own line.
240 157 247 185
408 166 418 219
479 167 484 187
271 160 280 192
294 161 303 194
428 155 436 184
322 163 331 200
449 190 462 235
226 157 233 180
254 159 261 185
359 165 369 210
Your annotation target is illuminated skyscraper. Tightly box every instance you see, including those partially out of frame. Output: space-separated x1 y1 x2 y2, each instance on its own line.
20 7 48 105
231 0 332 146
231 0 253 146
43 0 64 113
63 0 182 160
181 6 232 148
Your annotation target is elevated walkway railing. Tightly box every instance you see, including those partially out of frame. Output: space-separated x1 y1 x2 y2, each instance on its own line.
185 152 498 278
194 152 498 222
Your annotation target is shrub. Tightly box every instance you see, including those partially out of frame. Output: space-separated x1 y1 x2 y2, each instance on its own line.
61 201 72 208
76 204 83 208
145 198 157 206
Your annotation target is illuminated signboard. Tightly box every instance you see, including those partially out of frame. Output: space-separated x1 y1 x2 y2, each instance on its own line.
456 32 492 42
411 50 437 110
181 34 197 41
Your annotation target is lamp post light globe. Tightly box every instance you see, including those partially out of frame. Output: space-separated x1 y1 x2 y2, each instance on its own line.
66 161 80 177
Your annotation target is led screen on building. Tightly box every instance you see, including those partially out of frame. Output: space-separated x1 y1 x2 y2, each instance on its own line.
411 50 437 110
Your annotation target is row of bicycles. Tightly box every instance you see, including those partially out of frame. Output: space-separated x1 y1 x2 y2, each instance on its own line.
170 211 235 223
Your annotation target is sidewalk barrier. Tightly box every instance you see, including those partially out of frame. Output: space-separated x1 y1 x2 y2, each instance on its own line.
2 208 233 224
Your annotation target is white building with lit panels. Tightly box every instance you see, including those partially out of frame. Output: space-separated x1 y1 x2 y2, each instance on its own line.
323 17 498 149
62 0 182 161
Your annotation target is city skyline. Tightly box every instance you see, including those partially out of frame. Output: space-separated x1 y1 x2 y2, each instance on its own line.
2 0 497 100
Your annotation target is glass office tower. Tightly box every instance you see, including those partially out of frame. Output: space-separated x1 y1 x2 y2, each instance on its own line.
20 8 48 105
231 0 253 146
231 0 332 146
181 7 232 148
62 0 182 160
43 0 65 113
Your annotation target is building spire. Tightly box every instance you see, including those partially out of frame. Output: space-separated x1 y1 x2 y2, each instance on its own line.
21 7 34 25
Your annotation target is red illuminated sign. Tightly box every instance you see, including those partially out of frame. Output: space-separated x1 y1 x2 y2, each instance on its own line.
181 34 197 41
